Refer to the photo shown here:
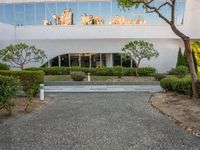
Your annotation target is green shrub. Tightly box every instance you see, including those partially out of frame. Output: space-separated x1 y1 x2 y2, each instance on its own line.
160 77 178 91
0 63 10 70
25 67 156 76
154 73 167 81
70 71 86 81
170 66 189 78
112 66 124 78
172 78 192 95
0 76 20 115
137 67 156 76
0 70 44 97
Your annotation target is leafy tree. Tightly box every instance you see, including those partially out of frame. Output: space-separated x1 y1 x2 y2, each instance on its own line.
121 40 159 76
191 41 200 73
176 47 187 67
0 43 47 70
117 0 199 99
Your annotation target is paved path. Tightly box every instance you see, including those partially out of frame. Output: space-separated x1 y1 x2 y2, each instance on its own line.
0 93 200 150
44 85 162 93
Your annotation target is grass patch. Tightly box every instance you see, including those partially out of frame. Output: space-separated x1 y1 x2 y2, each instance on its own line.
44 75 113 81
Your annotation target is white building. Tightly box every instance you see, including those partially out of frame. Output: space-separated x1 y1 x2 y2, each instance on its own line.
0 0 200 72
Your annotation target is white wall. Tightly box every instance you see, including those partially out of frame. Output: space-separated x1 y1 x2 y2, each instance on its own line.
1 0 200 72
0 23 15 48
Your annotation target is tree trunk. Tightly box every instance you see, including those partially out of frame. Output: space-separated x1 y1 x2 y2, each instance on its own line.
183 39 199 99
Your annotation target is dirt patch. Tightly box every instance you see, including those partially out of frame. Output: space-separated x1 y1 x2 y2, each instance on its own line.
150 92 200 137
0 96 51 124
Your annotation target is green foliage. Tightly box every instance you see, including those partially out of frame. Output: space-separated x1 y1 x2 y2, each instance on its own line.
0 63 10 70
112 66 124 78
172 78 192 95
0 76 20 115
25 67 156 76
70 71 86 81
0 70 44 97
160 75 200 96
160 77 178 91
121 40 159 67
154 73 167 81
176 48 188 67
171 66 189 78
0 43 47 69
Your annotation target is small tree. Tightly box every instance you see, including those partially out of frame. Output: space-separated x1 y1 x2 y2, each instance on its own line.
117 0 199 99
176 47 187 67
121 40 159 76
0 43 47 70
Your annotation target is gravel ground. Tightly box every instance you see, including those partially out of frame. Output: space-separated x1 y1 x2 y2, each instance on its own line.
0 93 199 150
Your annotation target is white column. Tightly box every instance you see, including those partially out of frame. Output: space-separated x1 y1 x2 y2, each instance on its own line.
106 53 113 67
58 56 61 67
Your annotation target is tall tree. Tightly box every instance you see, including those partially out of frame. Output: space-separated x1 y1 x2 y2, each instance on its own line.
0 43 47 70
117 0 198 99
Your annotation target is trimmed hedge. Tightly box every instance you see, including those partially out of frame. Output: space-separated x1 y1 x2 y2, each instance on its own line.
0 63 10 70
25 67 156 76
154 73 167 81
70 71 86 81
0 76 20 115
160 75 200 95
169 66 189 78
0 70 44 97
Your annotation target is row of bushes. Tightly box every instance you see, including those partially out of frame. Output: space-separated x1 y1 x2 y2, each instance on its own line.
0 63 10 70
0 70 45 114
160 76 200 96
0 70 44 96
25 67 156 76
0 76 20 115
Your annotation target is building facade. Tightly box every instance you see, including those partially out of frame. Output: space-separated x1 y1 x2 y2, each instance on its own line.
0 0 200 72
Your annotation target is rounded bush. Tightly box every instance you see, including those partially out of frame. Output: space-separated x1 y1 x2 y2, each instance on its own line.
154 73 167 81
70 71 86 81
0 76 20 115
0 63 10 70
160 76 178 91
171 66 189 78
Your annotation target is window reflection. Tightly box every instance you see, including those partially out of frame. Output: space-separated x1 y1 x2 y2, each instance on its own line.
0 0 186 26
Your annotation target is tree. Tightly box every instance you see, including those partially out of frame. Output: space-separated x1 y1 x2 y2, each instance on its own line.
0 43 47 70
121 40 159 76
117 0 199 99
176 47 187 67
191 41 200 73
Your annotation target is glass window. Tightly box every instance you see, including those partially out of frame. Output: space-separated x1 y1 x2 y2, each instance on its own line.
113 53 121 66
70 53 80 67
89 2 100 16
81 53 90 68
101 54 106 67
112 1 122 17
5 4 14 25
61 54 69 67
0 4 4 22
50 56 59 67
15 4 25 25
57 2 67 15
25 4 34 25
46 3 56 25
176 0 185 24
91 53 100 68
36 3 45 25
122 57 131 67
68 2 78 25
101 1 111 24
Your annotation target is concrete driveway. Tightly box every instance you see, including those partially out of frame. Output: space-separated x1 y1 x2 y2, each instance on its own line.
0 93 199 150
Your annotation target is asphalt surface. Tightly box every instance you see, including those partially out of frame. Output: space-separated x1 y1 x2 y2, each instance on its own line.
0 93 200 150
